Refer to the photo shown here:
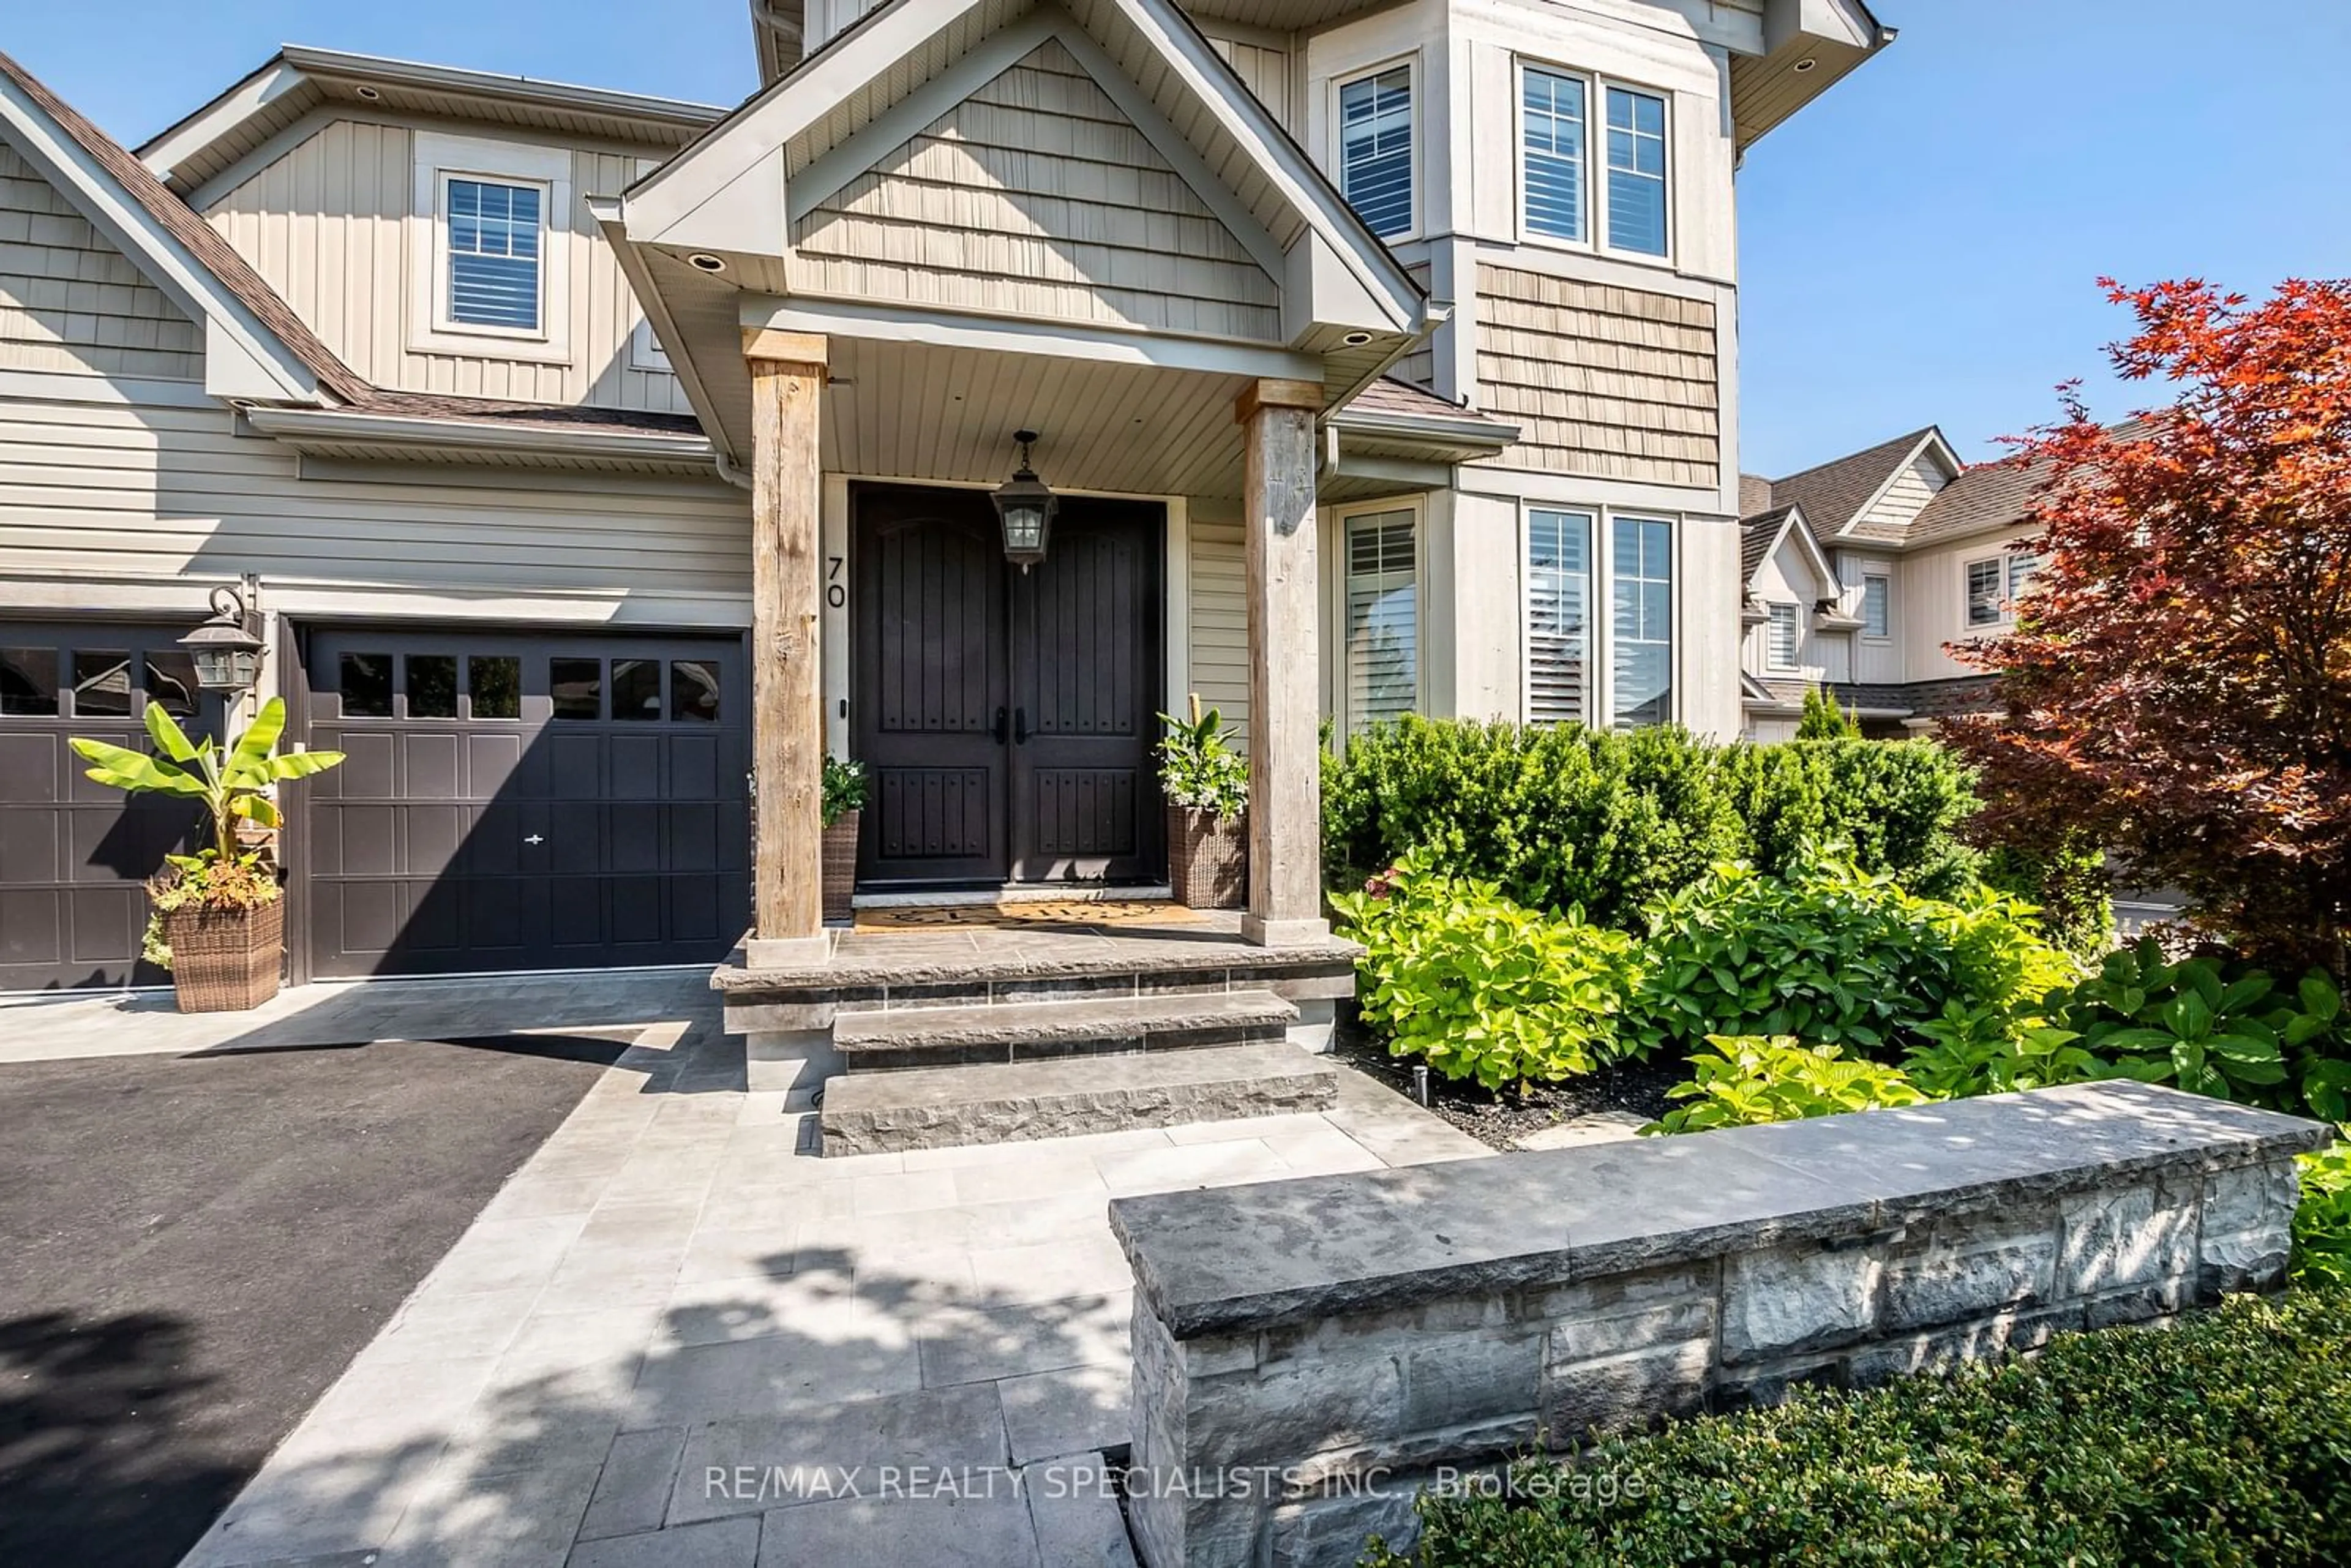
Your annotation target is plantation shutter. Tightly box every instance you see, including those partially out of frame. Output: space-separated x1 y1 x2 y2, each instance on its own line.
1611 516 1674 726
1524 508 1592 724
1340 68 1413 238
446 178 544 331
1521 67 1587 241
1768 603 1799 668
1862 576 1889 638
1603 86 1668 257
1345 511 1419 732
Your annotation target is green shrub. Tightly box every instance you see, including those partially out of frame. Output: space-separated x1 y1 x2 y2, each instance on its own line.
1982 835 2114 959
1330 852 1637 1089
1323 718 1741 929
2295 1139 2351 1287
1364 1289 2351 1568
1648 1035 1929 1132
1324 719 1986 929
1622 853 2068 1062
1796 685 1862 739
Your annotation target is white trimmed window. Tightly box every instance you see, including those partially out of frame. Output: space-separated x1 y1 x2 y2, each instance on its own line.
1338 65 1414 239
1965 557 2006 627
1343 509 1419 731
1520 66 1588 242
1767 603 1799 670
1603 85 1668 257
410 132 572 362
1862 575 1891 639
1525 508 1594 723
2007 550 2041 605
1611 516 1674 726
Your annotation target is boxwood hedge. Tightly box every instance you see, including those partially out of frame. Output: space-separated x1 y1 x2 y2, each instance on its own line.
1363 1288 2351 1568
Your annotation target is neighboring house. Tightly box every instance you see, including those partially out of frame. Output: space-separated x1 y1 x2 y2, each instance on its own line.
1736 426 2045 739
0 0 1889 994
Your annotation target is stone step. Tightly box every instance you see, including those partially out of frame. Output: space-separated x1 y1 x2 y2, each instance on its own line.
832 989 1299 1073
819 1041 1338 1156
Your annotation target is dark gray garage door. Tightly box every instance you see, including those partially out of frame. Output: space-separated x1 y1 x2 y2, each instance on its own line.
1 625 209 992
303 629 749 978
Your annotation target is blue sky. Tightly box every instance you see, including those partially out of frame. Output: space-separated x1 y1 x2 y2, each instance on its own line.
9 1 2348 476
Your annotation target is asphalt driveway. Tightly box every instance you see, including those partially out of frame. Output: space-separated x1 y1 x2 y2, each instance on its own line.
0 1030 630 1567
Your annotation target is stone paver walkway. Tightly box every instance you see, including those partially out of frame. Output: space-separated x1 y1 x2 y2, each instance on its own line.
179 1008 1487 1567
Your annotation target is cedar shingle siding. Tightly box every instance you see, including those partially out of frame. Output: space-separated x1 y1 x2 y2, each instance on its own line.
1475 263 1718 487
789 40 1281 341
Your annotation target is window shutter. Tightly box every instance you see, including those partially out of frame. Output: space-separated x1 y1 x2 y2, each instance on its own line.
1340 69 1414 238
1345 512 1419 730
1524 509 1593 724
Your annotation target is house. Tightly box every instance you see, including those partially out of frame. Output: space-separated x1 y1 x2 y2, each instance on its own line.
1736 426 2045 739
0 0 1890 998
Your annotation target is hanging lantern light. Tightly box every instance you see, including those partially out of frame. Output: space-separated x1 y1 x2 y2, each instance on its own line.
181 580 265 694
991 429 1057 572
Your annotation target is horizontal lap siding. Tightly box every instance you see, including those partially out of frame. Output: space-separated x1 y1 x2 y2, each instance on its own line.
789 41 1280 341
203 119 688 413
0 393 750 599
1475 264 1719 487
1860 456 1947 533
1187 517 1250 752
0 144 203 381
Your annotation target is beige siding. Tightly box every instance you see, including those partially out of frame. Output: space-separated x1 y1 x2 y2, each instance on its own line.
1474 264 1719 487
1902 535 2011 683
1187 516 1251 749
0 391 749 605
202 118 688 412
1857 452 1949 533
0 143 203 381
1202 34 1293 135
789 40 1281 342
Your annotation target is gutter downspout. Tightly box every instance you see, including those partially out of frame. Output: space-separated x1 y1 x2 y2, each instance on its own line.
714 452 754 491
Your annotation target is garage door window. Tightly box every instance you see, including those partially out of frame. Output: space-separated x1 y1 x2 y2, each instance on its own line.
612 658 662 721
2 648 59 715
147 652 200 718
672 659 720 722
469 656 520 719
72 651 133 716
407 655 459 718
340 653 394 716
552 658 602 720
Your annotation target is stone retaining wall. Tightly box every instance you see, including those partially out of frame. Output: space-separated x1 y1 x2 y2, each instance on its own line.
1109 1082 2328 1568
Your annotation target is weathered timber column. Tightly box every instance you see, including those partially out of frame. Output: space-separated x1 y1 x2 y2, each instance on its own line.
743 329 829 966
1237 378 1329 947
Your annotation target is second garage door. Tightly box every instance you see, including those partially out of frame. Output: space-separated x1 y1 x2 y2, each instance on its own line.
303 629 749 978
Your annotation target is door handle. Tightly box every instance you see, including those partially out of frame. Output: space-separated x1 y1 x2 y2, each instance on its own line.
992 706 1010 745
1014 707 1031 745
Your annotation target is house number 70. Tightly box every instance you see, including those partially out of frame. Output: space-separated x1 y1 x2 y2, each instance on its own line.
827 555 846 609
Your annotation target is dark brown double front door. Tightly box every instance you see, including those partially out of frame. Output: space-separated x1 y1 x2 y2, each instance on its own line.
852 485 1164 887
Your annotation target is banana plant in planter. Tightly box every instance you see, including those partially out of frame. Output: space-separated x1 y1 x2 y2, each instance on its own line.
1158 697 1248 910
71 699 344 1013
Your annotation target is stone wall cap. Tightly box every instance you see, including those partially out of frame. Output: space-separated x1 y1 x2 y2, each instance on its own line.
1111 1082 2330 1340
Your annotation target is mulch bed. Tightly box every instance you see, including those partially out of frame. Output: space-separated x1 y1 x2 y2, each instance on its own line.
1333 1015 1684 1153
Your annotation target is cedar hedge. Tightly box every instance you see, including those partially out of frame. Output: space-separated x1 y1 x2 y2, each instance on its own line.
1363 1288 2351 1568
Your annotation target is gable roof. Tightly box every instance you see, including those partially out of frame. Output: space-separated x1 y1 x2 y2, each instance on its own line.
1740 502 1836 596
1766 426 1940 538
139 45 725 197
1906 455 2047 549
0 48 367 404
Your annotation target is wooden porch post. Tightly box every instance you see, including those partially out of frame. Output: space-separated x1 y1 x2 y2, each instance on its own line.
1237 377 1330 947
744 329 830 965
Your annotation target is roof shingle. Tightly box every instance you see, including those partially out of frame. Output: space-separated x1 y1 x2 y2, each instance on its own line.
1768 427 1937 537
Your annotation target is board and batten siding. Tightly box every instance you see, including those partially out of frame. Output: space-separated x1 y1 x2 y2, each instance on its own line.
1200 32 1294 137
1185 515 1250 749
201 118 688 412
0 390 751 608
1 142 203 381
1474 264 1719 488
787 40 1281 342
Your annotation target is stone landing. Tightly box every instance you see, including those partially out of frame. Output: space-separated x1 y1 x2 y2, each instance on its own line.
711 910 1360 1153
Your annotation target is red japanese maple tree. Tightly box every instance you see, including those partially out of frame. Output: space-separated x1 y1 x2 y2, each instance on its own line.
1945 277 2351 972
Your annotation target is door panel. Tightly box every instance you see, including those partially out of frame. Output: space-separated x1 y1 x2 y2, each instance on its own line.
853 488 1011 883
304 629 748 978
1009 502 1163 881
850 486 1164 888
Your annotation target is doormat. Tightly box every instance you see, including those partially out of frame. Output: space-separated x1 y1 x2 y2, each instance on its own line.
854 899 1202 931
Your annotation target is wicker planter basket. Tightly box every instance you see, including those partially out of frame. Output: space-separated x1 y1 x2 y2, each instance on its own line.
165 897 283 1013
1167 804 1247 910
822 809 861 925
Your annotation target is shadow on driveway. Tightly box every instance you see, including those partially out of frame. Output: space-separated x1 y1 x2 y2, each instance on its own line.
0 1033 640 1566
